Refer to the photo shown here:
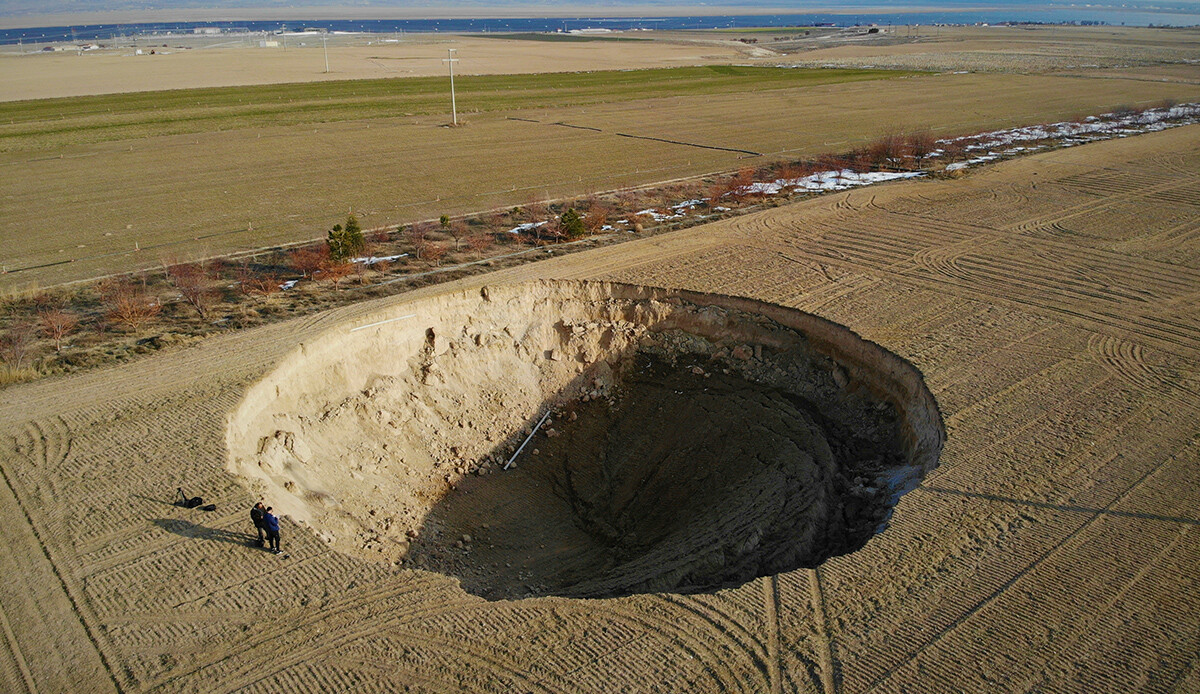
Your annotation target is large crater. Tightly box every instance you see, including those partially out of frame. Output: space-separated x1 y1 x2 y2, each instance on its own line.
227 281 944 599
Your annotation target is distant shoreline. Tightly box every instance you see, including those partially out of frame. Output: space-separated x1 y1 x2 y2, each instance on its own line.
0 5 1070 31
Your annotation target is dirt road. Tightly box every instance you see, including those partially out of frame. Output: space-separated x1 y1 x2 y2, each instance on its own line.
0 124 1196 692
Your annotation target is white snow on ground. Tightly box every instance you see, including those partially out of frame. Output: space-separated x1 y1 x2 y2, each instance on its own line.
279 280 298 291
933 102 1200 172
352 253 408 265
739 170 924 196
634 208 687 222
507 221 547 234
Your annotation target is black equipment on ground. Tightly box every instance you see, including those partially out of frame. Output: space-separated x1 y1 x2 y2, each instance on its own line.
176 488 204 509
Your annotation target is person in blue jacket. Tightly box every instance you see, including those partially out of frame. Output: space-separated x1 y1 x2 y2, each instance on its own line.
263 506 281 554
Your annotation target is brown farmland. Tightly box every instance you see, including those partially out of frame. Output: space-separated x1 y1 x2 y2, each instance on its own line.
1 122 1197 692
3 69 1198 289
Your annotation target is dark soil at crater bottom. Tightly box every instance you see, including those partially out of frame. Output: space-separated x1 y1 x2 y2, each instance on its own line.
406 352 903 600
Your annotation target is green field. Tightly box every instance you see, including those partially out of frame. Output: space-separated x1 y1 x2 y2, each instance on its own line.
0 66 912 152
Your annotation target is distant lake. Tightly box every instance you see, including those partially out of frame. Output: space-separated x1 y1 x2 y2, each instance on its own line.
4 9 1199 46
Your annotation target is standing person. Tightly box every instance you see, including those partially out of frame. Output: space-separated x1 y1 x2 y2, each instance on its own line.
250 502 266 547
264 506 281 554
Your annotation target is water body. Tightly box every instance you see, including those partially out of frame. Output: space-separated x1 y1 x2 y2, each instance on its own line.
4 9 1199 46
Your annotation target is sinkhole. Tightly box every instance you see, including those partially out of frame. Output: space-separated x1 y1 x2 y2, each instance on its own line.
227 280 944 600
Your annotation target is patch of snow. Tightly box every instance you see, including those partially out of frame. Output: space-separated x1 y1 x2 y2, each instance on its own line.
352 253 408 265
279 280 298 291
737 169 924 196
507 221 547 234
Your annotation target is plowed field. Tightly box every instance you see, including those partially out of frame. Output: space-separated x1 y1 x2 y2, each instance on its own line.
0 123 1197 693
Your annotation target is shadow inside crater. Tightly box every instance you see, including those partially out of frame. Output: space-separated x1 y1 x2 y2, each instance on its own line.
405 350 912 601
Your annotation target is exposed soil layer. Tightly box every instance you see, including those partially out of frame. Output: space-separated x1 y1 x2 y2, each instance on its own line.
226 280 944 599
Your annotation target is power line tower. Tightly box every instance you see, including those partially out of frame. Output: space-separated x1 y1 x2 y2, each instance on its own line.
443 48 459 125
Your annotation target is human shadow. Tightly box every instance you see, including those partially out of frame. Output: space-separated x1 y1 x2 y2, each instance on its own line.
921 486 1200 526
132 493 180 509
151 518 264 547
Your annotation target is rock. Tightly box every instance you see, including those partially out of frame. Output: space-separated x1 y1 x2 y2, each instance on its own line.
545 428 559 438
532 449 539 456
462 534 472 543
833 366 849 389
731 345 752 360
568 411 578 422
406 529 419 539
690 365 706 376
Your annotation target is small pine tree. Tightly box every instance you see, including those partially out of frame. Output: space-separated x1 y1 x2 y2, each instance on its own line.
327 215 366 262
560 208 586 240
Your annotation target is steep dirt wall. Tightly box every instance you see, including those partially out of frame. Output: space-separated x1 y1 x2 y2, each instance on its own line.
226 280 944 596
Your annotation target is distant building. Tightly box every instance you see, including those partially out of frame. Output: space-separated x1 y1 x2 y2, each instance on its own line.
193 28 222 35
258 40 279 48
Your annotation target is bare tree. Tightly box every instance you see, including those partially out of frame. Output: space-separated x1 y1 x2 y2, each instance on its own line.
102 281 159 333
318 259 354 291
288 246 328 279
907 131 937 168
466 233 493 254
408 222 431 259
449 221 467 250
0 321 36 369
38 308 79 353
583 201 609 235
424 243 448 267
165 262 216 319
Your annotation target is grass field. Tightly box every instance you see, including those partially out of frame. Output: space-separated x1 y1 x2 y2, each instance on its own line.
0 66 911 152
0 124 1196 692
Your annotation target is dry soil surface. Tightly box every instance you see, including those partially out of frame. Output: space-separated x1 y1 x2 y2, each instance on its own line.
0 124 1197 692
0 34 744 102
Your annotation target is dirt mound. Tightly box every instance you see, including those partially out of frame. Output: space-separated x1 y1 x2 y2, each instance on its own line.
226 280 944 599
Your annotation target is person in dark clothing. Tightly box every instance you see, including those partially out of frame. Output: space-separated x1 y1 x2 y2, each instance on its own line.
264 507 281 554
250 502 266 546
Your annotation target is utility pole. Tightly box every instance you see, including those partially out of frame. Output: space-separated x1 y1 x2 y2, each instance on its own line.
322 34 329 73
443 48 459 125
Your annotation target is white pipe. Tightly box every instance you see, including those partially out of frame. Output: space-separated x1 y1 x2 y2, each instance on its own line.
504 410 551 470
